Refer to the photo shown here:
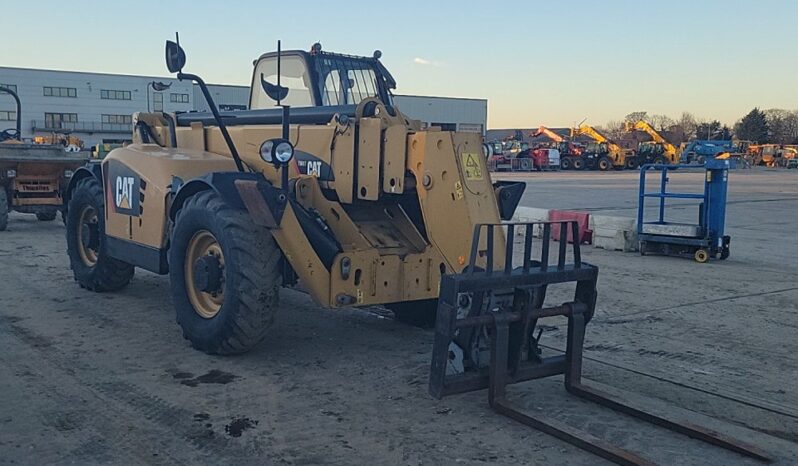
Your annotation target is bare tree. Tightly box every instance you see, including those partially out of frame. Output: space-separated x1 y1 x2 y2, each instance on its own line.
624 111 649 123
676 112 698 140
650 114 676 131
598 120 624 141
763 108 798 144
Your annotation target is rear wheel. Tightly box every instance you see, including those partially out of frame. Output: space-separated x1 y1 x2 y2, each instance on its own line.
597 156 612 171
36 210 58 221
560 157 572 170
625 157 639 170
169 190 281 355
0 188 7 231
66 177 134 291
386 299 438 328
572 158 585 170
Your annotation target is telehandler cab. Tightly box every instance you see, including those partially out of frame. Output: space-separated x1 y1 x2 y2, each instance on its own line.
64 37 770 465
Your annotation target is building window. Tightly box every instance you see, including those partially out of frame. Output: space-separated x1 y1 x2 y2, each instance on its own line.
153 92 163 111
44 112 78 129
43 86 77 98
100 89 132 100
170 93 189 103
0 83 17 93
101 114 133 124
0 110 17 121
219 104 247 111
431 122 457 131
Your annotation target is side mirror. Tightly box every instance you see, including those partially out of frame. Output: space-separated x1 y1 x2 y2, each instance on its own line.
165 40 186 73
261 74 288 102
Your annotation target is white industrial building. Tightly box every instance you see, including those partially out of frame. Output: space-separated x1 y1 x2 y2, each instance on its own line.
0 66 487 146
392 95 487 134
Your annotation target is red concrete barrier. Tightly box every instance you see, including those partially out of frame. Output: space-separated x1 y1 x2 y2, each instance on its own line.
548 210 593 244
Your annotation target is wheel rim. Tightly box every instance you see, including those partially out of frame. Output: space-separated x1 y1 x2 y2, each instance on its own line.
695 249 709 263
599 160 609 170
77 205 100 267
185 230 225 319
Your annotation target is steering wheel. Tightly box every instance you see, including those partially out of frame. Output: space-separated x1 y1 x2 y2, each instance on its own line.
0 128 20 142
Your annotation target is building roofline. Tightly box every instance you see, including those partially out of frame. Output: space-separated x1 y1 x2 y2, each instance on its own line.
395 93 487 103
0 65 248 88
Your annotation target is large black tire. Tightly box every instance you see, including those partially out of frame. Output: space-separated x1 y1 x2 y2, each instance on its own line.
572 158 585 170
0 188 7 231
560 157 572 170
66 177 135 291
653 157 665 165
386 299 438 328
36 210 58 221
597 156 612 171
169 190 281 355
625 157 639 170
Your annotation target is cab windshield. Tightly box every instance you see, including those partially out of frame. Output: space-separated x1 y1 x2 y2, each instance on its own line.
314 54 387 106
250 51 392 109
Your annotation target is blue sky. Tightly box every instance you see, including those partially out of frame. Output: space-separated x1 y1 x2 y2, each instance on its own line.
3 1 796 128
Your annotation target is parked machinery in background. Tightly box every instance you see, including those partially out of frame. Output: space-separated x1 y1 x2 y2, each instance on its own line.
624 120 680 164
571 124 637 170
0 86 87 230
531 126 585 170
679 139 733 164
747 144 781 167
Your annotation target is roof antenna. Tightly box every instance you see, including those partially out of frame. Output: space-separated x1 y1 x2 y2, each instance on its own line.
276 40 281 106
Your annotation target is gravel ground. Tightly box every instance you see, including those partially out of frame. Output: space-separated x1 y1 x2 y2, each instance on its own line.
1 167 796 465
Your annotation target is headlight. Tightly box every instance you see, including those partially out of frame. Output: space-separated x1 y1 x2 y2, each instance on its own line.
259 138 294 166
274 141 294 163
259 140 274 163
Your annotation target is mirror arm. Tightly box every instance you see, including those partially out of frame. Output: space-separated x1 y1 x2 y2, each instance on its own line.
177 72 245 173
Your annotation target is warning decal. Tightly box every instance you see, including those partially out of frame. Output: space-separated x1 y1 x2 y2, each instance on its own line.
460 152 483 180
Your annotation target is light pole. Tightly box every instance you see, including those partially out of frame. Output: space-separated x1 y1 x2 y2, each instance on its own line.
146 81 172 112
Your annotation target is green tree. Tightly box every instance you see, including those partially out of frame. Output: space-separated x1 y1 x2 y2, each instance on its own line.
695 120 731 140
734 108 769 143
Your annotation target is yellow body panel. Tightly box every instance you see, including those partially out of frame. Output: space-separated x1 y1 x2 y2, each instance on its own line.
102 144 236 248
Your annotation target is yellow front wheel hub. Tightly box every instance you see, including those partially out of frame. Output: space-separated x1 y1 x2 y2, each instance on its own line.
185 230 226 319
77 205 99 267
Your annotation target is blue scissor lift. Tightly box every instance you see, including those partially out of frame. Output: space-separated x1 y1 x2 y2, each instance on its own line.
637 159 731 263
